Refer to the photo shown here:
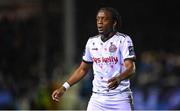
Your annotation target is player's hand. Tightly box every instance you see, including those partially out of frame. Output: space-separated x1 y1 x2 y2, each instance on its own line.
52 86 66 102
107 76 121 90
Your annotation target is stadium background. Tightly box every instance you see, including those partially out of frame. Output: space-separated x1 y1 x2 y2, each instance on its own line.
0 0 180 110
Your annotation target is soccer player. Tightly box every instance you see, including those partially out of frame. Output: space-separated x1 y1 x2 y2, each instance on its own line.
52 7 136 110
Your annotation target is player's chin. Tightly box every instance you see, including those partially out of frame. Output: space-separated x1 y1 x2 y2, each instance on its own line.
98 30 104 34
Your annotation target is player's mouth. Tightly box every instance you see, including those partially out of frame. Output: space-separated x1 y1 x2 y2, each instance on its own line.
98 27 103 33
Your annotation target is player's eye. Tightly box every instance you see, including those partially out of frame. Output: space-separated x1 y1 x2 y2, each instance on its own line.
96 17 112 22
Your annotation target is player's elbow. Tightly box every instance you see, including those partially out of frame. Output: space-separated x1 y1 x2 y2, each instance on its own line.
127 62 136 75
131 62 136 74
129 62 136 79
124 60 136 76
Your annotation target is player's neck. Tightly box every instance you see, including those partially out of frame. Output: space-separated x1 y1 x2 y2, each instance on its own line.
101 31 116 42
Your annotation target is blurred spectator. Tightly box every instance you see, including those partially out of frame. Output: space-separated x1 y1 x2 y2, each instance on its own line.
133 51 180 110
0 73 14 109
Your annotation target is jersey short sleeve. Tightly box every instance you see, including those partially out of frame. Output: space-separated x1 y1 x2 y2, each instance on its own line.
120 35 136 61
82 39 93 63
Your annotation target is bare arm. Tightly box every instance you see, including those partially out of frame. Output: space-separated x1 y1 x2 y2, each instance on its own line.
52 61 91 101
108 59 135 90
117 59 135 81
67 61 91 86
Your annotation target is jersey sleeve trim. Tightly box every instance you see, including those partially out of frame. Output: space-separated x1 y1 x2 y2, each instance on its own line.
124 57 136 62
82 59 93 64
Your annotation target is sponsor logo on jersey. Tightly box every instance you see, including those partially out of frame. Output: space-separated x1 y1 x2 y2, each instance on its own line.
109 43 117 53
92 56 118 64
92 48 98 50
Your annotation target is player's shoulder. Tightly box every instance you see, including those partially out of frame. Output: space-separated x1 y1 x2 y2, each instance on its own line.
115 32 133 41
116 32 130 38
85 35 100 45
87 35 100 42
88 34 100 40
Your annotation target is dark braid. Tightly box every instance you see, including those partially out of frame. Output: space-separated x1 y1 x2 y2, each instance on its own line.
98 7 121 30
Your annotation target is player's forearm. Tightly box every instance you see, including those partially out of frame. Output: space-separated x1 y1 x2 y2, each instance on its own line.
66 67 88 87
118 62 135 81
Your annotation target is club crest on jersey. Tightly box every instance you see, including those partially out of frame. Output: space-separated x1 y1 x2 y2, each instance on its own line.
109 42 117 53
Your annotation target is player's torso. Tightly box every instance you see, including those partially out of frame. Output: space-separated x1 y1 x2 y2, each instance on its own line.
88 32 131 94
89 33 125 78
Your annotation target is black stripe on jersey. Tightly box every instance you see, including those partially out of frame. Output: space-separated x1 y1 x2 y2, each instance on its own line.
82 59 93 64
124 57 136 62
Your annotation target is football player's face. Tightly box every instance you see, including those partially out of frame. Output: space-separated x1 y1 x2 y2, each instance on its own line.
96 10 114 35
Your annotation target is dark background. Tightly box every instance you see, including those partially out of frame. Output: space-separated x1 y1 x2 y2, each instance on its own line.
0 0 180 110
